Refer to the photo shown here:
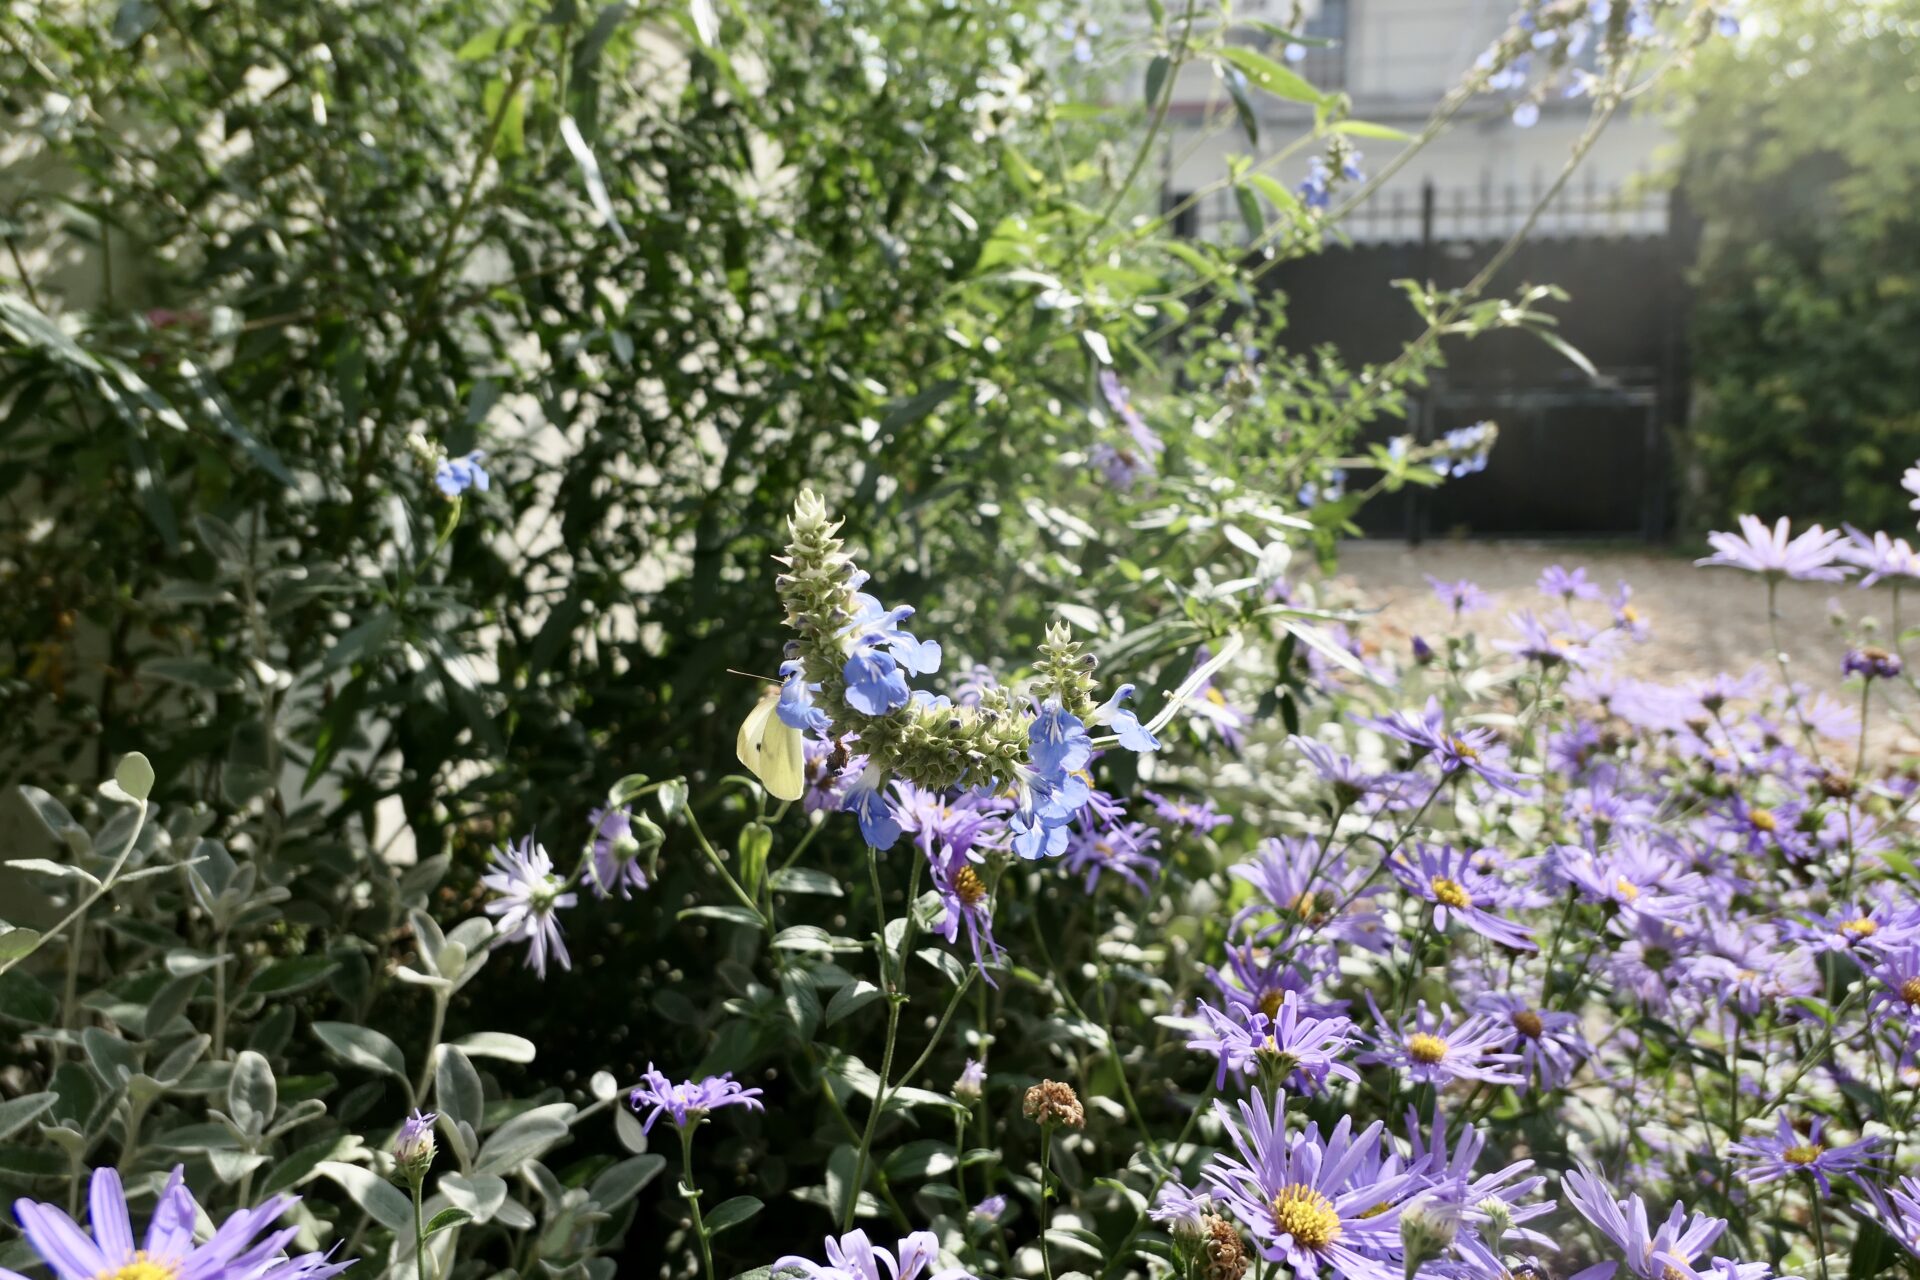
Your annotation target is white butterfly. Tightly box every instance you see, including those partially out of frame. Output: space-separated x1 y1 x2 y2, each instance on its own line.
735 685 805 802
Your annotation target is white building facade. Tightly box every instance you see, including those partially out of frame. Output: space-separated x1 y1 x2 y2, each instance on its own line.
1163 0 1672 242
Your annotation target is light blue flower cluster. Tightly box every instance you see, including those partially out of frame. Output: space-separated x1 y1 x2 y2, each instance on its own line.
772 491 1158 857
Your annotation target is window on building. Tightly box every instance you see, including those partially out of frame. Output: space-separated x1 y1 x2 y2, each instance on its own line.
1294 0 1348 92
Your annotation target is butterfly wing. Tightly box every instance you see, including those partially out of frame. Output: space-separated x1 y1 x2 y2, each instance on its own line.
737 687 805 801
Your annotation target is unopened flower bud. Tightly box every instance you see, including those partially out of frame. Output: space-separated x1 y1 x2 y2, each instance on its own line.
1399 1198 1460 1280
1474 1195 1514 1250
954 1058 986 1103
393 1109 437 1184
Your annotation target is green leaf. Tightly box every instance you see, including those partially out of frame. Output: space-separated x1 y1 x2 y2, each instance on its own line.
424 1208 473 1237
656 778 689 822
883 1138 955 1181
825 980 881 1026
0 928 42 964
141 657 243 694
313 1022 408 1083
451 1032 536 1063
1334 119 1415 141
1144 55 1170 107
590 1154 667 1209
768 867 842 897
475 1104 573 1175
559 115 629 246
317 1162 413 1232
436 1047 483 1132
703 1195 763 1235
246 957 340 997
1216 46 1325 105
228 1051 276 1137
0 1093 56 1142
114 753 154 802
1222 68 1260 146
679 904 764 928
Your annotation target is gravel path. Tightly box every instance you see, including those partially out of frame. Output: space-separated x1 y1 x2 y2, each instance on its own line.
1331 540 1919 751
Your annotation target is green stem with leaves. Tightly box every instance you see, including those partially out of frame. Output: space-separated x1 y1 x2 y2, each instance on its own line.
678 1123 716 1280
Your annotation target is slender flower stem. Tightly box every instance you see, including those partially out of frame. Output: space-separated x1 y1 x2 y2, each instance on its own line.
842 850 924 1231
1809 1175 1832 1280
2 797 151 978
1037 1122 1057 1280
677 1124 716 1280
410 1178 430 1280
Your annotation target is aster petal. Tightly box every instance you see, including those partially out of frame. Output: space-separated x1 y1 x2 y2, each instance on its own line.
14 1201 109 1280
88 1167 136 1267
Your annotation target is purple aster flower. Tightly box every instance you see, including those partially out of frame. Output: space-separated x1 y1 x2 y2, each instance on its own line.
1407 1110 1556 1271
891 783 1003 864
434 449 489 498
1358 996 1523 1088
1696 515 1852 582
926 844 1005 984
1187 649 1251 751
1141 789 1233 834
1726 1113 1882 1195
1551 840 1701 922
1906 461 1920 512
585 805 650 899
1202 1089 1423 1280
1360 697 1530 796
1499 611 1611 670
803 738 864 814
1561 1168 1768 1280
1469 994 1591 1093
1839 527 1920 586
1860 1175 1920 1259
1230 837 1387 953
1789 894 1920 956
629 1064 765 1134
1287 734 1387 807
1063 816 1163 893
1185 994 1360 1093
1844 647 1903 680
481 836 576 978
1538 564 1602 602
7 1166 352 1280
1609 581 1650 640
1393 844 1538 953
772 1230 970 1280
1426 576 1491 618
1865 943 1920 1034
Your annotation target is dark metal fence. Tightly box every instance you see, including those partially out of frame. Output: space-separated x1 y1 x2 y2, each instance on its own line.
1245 180 1696 540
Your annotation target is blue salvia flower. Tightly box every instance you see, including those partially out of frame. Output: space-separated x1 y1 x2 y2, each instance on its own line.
842 645 910 715
434 449 489 498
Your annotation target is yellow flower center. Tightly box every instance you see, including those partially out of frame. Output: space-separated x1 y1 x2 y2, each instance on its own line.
1270 1185 1341 1249
1621 605 1641 623
102 1257 178 1280
1748 808 1777 833
1259 989 1286 1021
1510 1010 1545 1039
1899 977 1920 1006
1841 917 1878 939
1783 1143 1824 1166
1448 736 1481 762
1357 1202 1395 1220
1429 877 1472 910
953 866 988 907
1615 877 1640 902
1406 1033 1449 1064
1205 688 1228 708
